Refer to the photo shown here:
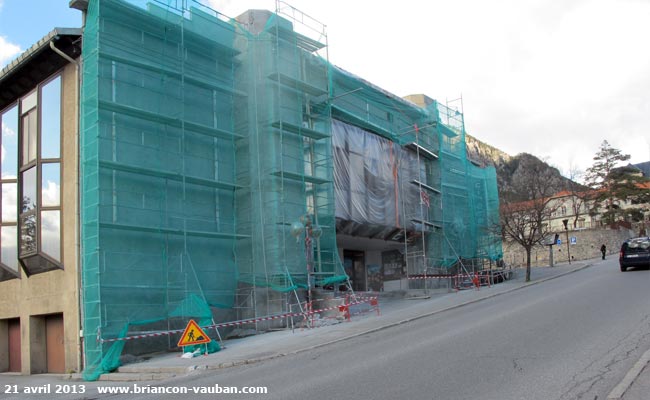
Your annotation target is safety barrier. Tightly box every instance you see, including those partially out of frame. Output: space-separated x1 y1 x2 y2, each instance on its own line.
407 274 455 280
98 296 380 343
452 271 502 290
406 270 511 290
336 295 381 321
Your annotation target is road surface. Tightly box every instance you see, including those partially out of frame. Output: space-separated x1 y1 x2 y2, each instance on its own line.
6 258 648 400
113 258 650 400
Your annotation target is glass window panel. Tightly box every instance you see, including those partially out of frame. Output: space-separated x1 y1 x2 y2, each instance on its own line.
19 213 36 256
2 183 17 222
1 105 19 178
1 225 18 272
21 90 37 114
41 77 61 159
21 114 29 166
41 210 60 261
28 110 37 163
21 167 36 212
21 111 37 165
41 163 60 207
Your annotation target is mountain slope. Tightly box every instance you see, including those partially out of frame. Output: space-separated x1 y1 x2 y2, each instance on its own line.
465 134 577 197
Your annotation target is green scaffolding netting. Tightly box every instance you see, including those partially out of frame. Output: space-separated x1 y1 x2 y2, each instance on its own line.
80 0 501 380
328 69 502 272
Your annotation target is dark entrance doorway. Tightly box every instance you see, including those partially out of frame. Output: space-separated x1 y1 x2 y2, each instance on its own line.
45 314 64 373
8 318 21 372
343 250 366 292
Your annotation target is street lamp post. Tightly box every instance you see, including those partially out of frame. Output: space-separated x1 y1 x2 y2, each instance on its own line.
562 219 571 265
549 233 559 267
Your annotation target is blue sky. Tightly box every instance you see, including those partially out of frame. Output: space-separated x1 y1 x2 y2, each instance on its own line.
2 0 650 177
0 0 81 57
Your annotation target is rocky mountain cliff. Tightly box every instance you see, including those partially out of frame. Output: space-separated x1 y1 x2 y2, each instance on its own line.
466 134 511 168
465 133 576 196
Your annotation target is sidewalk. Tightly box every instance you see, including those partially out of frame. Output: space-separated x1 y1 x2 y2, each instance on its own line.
0 261 593 388
90 261 592 381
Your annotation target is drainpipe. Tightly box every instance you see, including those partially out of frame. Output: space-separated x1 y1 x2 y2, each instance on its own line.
50 38 83 373
49 40 79 67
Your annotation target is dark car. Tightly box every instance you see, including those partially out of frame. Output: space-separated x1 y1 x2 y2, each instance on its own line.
619 237 650 272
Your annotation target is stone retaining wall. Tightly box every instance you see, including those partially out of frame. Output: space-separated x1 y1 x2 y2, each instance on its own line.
502 227 637 267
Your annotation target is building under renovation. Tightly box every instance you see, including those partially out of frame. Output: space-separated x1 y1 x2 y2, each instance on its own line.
0 0 501 378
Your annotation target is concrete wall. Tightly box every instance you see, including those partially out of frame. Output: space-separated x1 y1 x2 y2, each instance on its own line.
502 227 636 267
0 63 80 374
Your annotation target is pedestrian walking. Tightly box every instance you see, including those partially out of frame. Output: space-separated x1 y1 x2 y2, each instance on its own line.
600 244 606 260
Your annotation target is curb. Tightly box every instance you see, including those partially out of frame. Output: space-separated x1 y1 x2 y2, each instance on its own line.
286 263 593 356
607 347 650 399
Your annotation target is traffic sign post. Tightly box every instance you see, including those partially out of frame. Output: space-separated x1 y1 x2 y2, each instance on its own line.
178 319 211 355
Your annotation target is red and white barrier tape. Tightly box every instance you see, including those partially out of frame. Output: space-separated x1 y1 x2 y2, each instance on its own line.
407 274 455 280
407 273 501 281
98 296 379 343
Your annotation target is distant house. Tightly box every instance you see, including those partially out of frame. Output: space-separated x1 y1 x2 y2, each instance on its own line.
501 182 650 267
631 162 650 178
544 190 598 231
542 183 649 232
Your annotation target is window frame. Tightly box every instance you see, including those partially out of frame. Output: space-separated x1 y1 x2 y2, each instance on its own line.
15 72 64 274
0 102 20 280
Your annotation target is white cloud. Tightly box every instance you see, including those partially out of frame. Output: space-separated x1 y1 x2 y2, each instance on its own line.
40 209 61 260
182 0 650 174
1 182 17 222
1 121 17 178
42 180 61 207
0 35 21 68
0 225 18 272
204 0 273 18
417 0 650 174
0 0 635 178
205 0 229 9
2 121 16 137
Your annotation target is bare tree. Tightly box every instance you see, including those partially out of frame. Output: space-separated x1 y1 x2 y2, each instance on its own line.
499 156 562 282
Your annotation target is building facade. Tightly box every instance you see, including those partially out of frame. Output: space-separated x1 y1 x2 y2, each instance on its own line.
0 30 82 374
544 186 650 233
0 0 501 377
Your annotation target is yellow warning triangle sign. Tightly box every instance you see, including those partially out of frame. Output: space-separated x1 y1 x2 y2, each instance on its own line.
177 319 212 347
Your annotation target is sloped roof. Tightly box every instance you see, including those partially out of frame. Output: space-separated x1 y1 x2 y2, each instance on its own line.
0 28 81 110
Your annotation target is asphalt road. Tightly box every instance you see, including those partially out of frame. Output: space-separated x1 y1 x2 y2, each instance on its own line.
105 258 650 400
